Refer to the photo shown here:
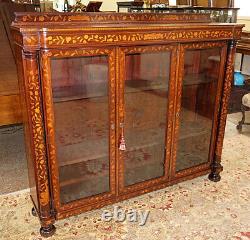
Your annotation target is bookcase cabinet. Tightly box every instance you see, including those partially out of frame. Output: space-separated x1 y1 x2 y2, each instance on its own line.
11 12 243 237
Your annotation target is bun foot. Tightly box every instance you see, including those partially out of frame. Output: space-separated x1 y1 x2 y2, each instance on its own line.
208 173 221 182
31 207 37 217
40 224 56 238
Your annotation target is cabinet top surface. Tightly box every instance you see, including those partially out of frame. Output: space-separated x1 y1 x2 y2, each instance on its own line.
12 12 243 29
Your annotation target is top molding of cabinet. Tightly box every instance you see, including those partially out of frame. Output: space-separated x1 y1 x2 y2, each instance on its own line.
11 13 244 50
12 12 212 25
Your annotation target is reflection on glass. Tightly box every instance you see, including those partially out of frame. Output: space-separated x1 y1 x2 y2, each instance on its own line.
51 55 110 204
124 51 170 186
176 48 221 172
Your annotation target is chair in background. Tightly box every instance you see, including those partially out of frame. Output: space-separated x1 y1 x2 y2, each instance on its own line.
237 94 250 132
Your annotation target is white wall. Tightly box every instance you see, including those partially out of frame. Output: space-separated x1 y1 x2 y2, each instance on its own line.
236 0 250 31
237 17 250 31
101 0 125 11
83 0 124 11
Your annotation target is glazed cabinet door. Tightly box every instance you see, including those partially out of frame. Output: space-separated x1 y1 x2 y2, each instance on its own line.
118 45 177 194
40 48 116 214
170 42 228 180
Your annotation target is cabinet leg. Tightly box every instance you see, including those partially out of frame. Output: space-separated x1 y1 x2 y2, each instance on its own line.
208 171 221 182
208 156 223 182
31 207 37 217
40 224 56 238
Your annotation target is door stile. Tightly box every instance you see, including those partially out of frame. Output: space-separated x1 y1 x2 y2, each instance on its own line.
170 41 228 180
164 46 178 180
40 48 117 215
40 50 61 212
115 46 120 197
168 43 184 181
117 47 126 194
108 47 117 201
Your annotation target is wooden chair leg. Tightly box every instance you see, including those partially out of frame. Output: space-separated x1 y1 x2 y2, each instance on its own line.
31 207 37 217
237 104 246 132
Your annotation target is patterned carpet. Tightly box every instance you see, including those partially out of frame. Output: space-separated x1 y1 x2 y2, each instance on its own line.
0 125 28 194
0 120 250 240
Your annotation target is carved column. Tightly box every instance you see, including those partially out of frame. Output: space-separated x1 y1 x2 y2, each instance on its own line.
23 51 56 237
209 40 236 182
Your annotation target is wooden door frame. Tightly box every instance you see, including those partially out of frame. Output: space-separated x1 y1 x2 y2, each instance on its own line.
170 41 228 181
117 44 178 195
39 47 117 217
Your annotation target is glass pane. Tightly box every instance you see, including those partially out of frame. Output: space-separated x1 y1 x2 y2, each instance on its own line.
124 51 170 186
51 55 110 204
176 48 221 172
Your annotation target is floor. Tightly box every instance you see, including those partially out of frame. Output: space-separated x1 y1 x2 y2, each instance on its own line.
0 125 28 194
0 113 249 239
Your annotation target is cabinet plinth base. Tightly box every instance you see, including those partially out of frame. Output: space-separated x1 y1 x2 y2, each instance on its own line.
40 224 56 238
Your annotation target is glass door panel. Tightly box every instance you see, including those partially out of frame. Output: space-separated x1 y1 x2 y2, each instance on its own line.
50 55 110 204
175 47 222 173
123 51 171 187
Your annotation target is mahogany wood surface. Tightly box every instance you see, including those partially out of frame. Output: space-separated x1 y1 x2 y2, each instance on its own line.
11 12 243 236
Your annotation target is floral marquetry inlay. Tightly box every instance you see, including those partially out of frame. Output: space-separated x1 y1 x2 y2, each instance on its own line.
215 40 236 158
24 53 50 208
15 13 210 24
43 30 235 47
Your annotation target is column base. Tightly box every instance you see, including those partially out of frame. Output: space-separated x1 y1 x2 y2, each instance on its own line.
208 172 221 182
40 224 56 238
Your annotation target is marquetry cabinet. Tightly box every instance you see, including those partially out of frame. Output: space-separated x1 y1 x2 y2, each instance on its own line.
11 12 243 237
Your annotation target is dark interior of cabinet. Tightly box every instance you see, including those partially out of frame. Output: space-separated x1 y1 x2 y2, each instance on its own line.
49 47 222 204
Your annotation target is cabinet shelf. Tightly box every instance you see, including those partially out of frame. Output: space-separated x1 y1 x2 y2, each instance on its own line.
52 74 215 104
184 73 217 85
59 157 164 192
55 103 210 168
60 169 109 188
57 127 163 168
52 78 168 103
179 121 210 140
125 78 168 93
59 142 165 189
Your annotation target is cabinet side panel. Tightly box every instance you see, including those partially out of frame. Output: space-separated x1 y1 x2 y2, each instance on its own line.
14 45 38 208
